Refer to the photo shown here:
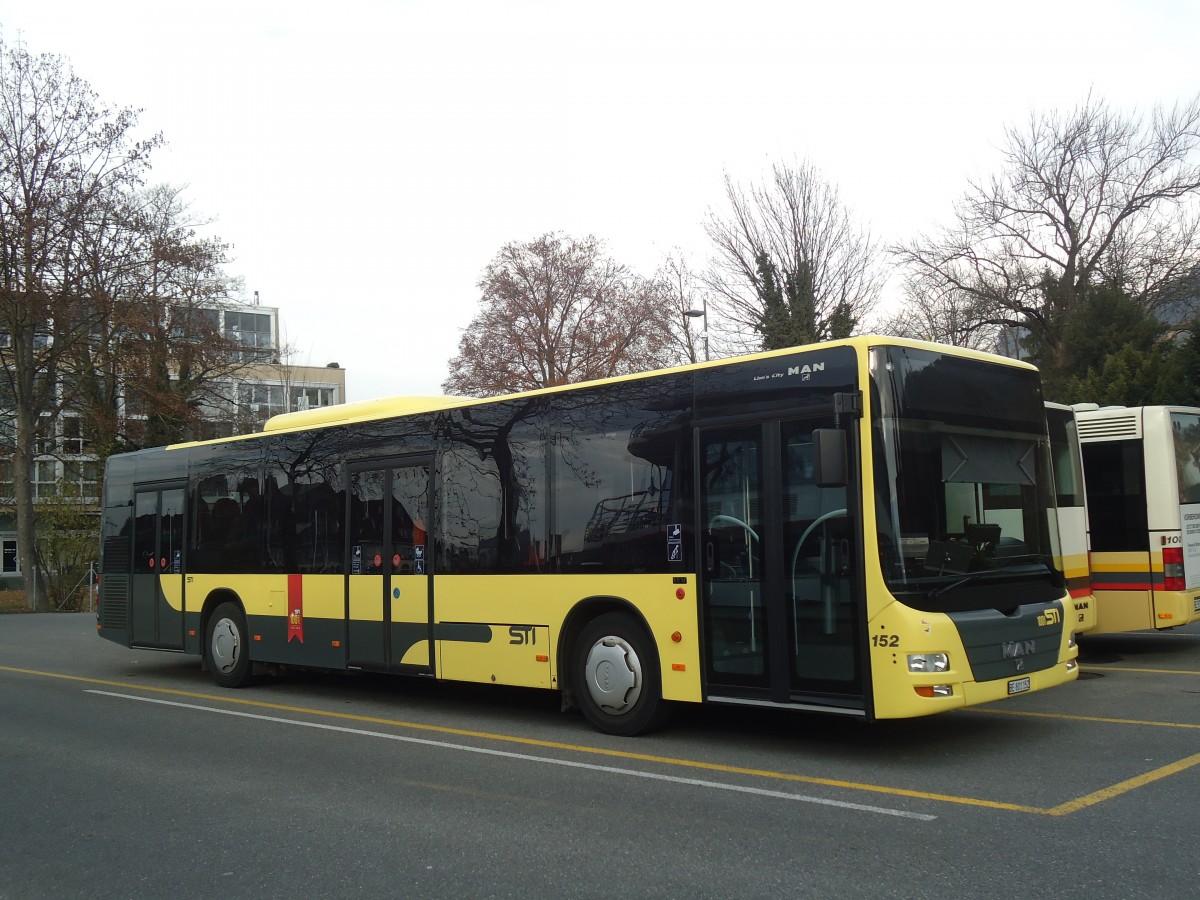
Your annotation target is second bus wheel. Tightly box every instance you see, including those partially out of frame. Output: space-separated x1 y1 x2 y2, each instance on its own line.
574 612 670 736
206 601 252 688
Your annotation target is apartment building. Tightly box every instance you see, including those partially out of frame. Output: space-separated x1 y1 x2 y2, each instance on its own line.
0 299 346 589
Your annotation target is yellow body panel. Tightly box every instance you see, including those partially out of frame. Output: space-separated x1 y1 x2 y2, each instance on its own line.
347 574 384 623
345 573 427 623
160 575 184 611
439 626 552 688
433 573 703 702
187 573 345 620
399 641 432 667
1150 589 1200 628
1083 549 1200 633
1089 589 1153 634
867 597 1078 719
292 575 346 619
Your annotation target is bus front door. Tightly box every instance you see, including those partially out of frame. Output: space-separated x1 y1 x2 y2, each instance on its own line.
346 461 433 674
131 484 186 649
699 417 863 709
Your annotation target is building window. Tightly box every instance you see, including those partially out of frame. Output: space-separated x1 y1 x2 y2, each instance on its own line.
290 386 336 411
123 387 147 419
35 415 55 455
62 460 100 499
225 311 275 362
2 538 17 574
34 459 58 499
62 416 87 455
238 383 287 425
0 459 13 501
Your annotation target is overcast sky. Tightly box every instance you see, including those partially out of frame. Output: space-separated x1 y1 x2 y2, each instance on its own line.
2 1 1198 401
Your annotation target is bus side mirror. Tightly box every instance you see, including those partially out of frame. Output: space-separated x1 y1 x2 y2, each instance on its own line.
812 429 847 487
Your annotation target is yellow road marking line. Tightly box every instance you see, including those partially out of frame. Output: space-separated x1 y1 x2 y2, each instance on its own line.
1045 753 1200 816
978 708 1200 729
2 664 1192 817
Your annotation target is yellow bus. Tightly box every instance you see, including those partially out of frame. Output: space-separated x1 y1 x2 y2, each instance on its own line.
1074 404 1200 634
1045 403 1096 633
97 337 1078 735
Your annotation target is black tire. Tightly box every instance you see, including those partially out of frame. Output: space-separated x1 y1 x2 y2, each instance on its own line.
574 612 670 736
206 601 252 688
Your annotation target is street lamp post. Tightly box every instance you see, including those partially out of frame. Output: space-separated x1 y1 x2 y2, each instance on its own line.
684 299 709 361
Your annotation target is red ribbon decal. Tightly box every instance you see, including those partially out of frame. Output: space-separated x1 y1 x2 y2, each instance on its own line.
287 573 304 643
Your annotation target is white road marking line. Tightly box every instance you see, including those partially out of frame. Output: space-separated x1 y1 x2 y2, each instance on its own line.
86 689 936 821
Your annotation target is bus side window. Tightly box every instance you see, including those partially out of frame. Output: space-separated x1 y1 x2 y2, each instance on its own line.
1082 440 1148 552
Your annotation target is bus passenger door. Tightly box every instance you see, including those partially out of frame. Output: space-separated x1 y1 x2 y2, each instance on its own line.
131 484 186 650
699 417 862 706
780 418 860 699
699 427 769 689
347 461 433 674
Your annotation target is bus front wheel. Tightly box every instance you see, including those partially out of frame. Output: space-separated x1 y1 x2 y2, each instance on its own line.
206 601 252 688
574 612 669 736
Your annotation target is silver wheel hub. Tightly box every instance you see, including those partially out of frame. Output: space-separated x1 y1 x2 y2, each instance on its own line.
583 635 642 715
211 617 241 674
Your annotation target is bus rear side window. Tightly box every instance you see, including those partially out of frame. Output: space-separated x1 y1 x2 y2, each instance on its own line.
1081 439 1148 552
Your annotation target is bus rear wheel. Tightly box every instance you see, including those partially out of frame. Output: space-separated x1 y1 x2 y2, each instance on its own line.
575 612 669 736
207 601 252 688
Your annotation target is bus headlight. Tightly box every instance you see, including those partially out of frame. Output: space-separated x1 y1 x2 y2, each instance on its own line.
907 652 950 673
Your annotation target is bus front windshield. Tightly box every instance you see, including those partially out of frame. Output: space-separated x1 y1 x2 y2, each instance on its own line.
870 346 1063 613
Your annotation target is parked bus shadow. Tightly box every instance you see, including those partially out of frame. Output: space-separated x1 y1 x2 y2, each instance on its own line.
1077 626 1200 665
103 651 1051 759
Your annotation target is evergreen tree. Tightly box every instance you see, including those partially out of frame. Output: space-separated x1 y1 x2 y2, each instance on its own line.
754 251 857 349
1034 281 1167 400
756 252 815 349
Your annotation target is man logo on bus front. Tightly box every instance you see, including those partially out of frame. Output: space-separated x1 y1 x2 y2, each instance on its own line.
1001 640 1035 659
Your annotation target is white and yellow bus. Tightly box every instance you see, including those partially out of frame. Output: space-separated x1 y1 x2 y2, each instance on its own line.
1074 404 1200 634
1045 403 1096 633
97 337 1078 735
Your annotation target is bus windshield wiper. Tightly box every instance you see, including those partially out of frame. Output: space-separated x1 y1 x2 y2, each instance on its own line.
927 569 1002 600
928 561 1052 600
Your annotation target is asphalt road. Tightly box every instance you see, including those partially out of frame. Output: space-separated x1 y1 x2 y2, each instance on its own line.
1 614 1198 899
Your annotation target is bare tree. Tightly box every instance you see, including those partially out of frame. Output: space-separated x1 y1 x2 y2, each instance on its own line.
67 183 246 454
0 40 160 609
655 250 712 363
893 93 1200 369
704 159 886 353
874 275 1003 351
114 185 245 447
444 233 683 396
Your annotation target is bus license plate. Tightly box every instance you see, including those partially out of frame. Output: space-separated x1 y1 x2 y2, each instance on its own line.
1194 598 1200 612
1008 677 1031 695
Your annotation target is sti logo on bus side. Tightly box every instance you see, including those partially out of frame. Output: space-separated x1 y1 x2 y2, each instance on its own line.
509 625 537 645
753 361 825 383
